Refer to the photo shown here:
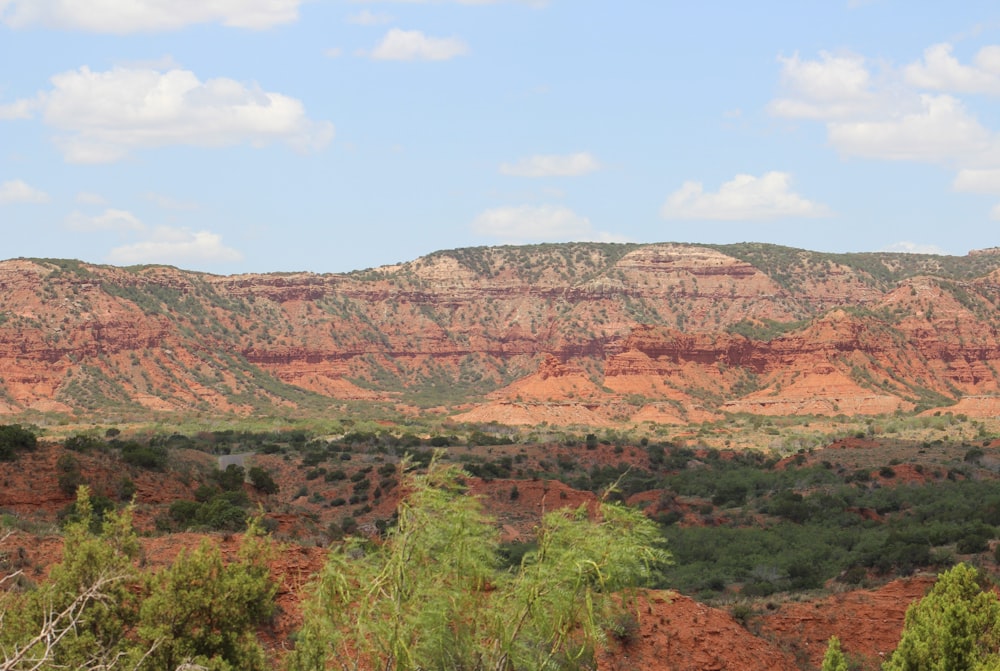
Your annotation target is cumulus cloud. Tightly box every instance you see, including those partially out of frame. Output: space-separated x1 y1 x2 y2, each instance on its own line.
1 66 333 163
108 227 243 265
904 43 1000 94
770 51 879 120
0 179 49 204
770 43 1000 168
660 172 831 221
472 204 624 242
0 0 302 33
0 99 33 120
371 29 468 61
828 94 994 163
499 152 600 177
882 241 948 255
66 208 145 232
954 168 1000 193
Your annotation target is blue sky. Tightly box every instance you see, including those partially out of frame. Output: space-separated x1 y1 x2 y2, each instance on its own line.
1 0 999 274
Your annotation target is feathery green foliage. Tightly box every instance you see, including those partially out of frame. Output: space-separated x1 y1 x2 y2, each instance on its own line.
290 457 670 671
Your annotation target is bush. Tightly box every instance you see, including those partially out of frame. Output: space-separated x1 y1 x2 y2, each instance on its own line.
213 464 245 491
119 441 168 470
957 531 991 555
248 466 279 495
117 477 136 501
0 424 37 461
170 500 202 525
64 434 107 453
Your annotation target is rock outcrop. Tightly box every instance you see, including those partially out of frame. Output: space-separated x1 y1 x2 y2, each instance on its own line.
1 242 1000 422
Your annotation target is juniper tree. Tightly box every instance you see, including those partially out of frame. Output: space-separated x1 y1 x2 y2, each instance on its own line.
136 518 276 671
883 563 1000 671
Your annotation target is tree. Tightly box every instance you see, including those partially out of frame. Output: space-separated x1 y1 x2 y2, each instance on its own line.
0 486 140 670
248 466 279 495
0 425 36 462
822 636 848 671
1 488 278 671
289 457 670 671
214 464 246 491
136 518 276 671
883 563 1000 671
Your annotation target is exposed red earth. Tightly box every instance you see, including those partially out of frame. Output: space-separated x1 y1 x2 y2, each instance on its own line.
4 242 1000 669
1 243 999 423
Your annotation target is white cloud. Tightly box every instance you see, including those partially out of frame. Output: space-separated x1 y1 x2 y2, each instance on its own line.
904 43 1000 94
0 179 49 204
2 66 333 163
0 99 33 120
827 94 994 163
0 0 302 33
348 10 393 25
66 208 145 232
770 44 1000 173
108 227 243 265
953 168 1000 193
324 47 344 58
75 191 107 205
499 152 600 177
371 29 468 61
769 51 880 120
882 241 948 255
660 172 831 221
991 203 1000 220
472 204 624 242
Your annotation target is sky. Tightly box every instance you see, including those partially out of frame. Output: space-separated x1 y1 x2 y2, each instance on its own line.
2 1 1000 275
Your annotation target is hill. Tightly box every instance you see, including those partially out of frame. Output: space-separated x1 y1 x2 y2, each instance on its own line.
3 242 1000 424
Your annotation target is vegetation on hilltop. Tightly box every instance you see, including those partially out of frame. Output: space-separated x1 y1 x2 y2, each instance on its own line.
5 241 1000 419
710 242 1000 290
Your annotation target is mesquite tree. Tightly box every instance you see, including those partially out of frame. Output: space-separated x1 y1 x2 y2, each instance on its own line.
288 458 670 671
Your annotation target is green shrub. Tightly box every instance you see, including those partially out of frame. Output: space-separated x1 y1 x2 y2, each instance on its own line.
119 441 168 470
65 434 108 453
213 464 245 491
0 424 37 461
248 466 279 495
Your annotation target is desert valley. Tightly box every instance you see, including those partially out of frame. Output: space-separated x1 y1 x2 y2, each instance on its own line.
3 242 1000 669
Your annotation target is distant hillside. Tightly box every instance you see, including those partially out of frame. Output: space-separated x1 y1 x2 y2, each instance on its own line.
3 242 1000 424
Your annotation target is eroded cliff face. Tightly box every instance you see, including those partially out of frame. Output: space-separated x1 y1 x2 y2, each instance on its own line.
2 242 1000 422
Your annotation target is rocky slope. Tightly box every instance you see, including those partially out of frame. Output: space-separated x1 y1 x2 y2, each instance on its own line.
3 243 1000 423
